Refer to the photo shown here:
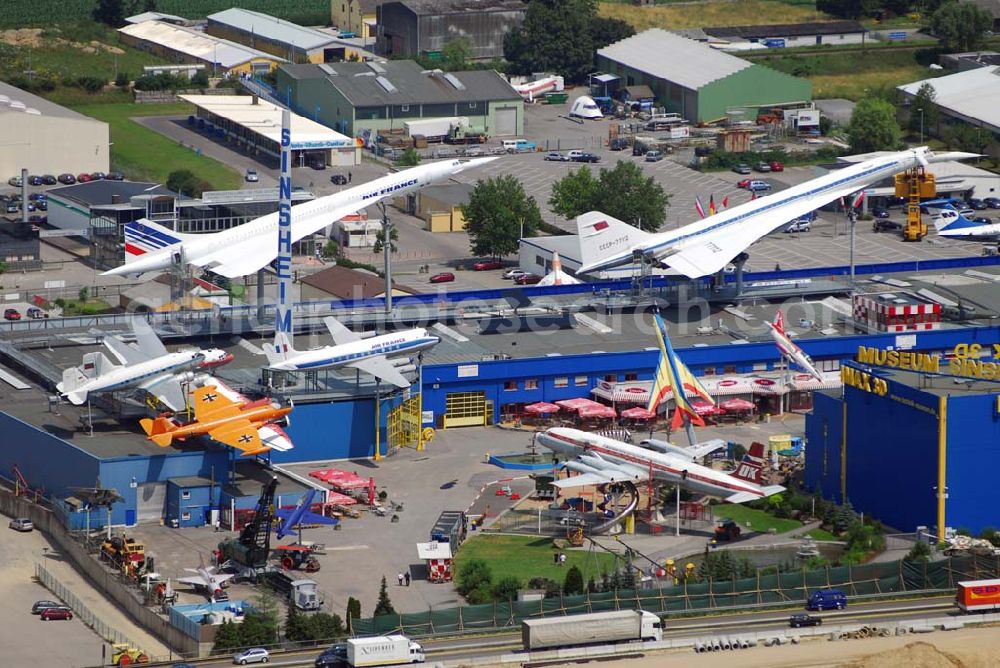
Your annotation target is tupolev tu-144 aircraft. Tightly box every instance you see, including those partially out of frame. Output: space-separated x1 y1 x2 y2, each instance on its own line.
575 147 978 278
103 157 497 279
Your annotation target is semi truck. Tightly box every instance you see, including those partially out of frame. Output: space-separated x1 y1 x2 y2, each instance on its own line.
347 635 424 666
521 610 662 650
956 579 1000 612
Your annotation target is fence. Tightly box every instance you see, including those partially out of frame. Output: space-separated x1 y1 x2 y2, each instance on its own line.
351 555 998 636
35 562 139 648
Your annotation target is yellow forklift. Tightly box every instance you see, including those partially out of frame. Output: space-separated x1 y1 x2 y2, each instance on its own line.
894 167 937 241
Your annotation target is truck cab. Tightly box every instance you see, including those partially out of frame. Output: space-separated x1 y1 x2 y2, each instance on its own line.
639 610 663 641
807 588 847 611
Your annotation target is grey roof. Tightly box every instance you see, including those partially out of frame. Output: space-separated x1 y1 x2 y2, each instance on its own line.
168 476 215 488
421 182 473 206
48 181 174 207
704 20 867 40
208 8 342 51
125 11 188 24
393 0 526 15
0 81 103 123
598 29 752 90
282 60 521 105
120 21 286 70
898 67 1000 132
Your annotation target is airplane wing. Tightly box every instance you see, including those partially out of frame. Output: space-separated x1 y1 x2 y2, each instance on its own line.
347 357 411 388
139 375 188 412
258 423 294 451
103 336 149 366
208 419 268 456
551 472 619 489
552 461 651 489
275 508 338 526
192 385 243 421
324 316 362 345
131 319 169 358
686 439 727 460
177 574 210 587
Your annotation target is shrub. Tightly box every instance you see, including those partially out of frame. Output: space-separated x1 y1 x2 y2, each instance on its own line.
563 566 584 595
456 559 493 598
493 576 521 602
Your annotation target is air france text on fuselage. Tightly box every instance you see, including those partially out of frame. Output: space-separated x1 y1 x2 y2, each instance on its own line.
363 178 419 201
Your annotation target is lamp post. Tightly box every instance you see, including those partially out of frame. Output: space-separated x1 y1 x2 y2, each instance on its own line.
918 107 924 145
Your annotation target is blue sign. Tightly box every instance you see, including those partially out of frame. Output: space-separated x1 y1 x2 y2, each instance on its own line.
889 31 907 40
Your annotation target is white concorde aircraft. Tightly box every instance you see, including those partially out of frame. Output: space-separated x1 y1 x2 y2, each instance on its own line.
575 147 979 278
103 157 497 279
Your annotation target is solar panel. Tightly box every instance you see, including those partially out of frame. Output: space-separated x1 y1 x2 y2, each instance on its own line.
443 73 466 90
375 76 397 93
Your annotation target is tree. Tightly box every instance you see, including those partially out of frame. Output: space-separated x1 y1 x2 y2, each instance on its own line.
908 83 941 138
241 611 279 647
442 38 472 70
462 175 543 258
945 123 991 155
397 148 421 167
284 606 309 642
373 575 396 616
308 613 345 641
931 2 993 52
373 226 398 254
192 70 210 87
493 576 521 602
503 0 597 81
213 619 242 653
143 0 158 11
846 98 901 154
590 17 634 49
549 161 669 231
346 596 361 633
321 240 342 259
904 540 932 563
456 559 493 597
563 565 584 595
92 0 130 27
816 0 879 19
167 169 211 197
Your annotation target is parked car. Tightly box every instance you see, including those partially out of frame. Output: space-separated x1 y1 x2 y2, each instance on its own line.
4 308 21 321
789 613 822 628
754 161 772 173
9 517 33 531
745 180 771 192
106 172 124 181
807 588 847 611
40 607 73 621
736 179 752 189
769 160 785 172
308 158 326 170
570 151 600 163
41 174 57 185
31 600 61 614
90 172 107 181
732 163 751 175
35 200 47 211
873 219 903 233
473 260 503 271
28 193 45 201
76 173 93 183
503 268 529 280
785 219 811 233
8 176 23 187
27 175 44 186
871 206 891 219
972 216 993 225
967 198 987 210
632 142 649 156
57 173 76 185
26 307 48 319
5 201 18 214
330 174 348 185
245 169 259 183
543 152 571 162
233 647 270 664
429 272 455 284
645 150 664 162
515 273 542 285
984 197 1000 209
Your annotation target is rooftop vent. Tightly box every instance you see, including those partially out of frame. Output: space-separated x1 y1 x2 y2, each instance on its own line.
443 72 465 90
368 62 386 73
318 63 337 75
375 76 397 93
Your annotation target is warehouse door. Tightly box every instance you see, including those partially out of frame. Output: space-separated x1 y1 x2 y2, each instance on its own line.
136 482 167 524
494 107 517 136
444 391 488 428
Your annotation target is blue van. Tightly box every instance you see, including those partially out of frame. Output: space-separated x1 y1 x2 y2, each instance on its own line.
807 589 847 611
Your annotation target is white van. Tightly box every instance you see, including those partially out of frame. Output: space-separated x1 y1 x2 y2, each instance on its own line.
502 139 537 153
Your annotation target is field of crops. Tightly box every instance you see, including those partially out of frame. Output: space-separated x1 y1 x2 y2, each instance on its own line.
0 0 330 28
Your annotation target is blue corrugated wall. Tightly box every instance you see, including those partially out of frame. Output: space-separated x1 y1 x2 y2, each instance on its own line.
946 393 1000 535
804 391 843 504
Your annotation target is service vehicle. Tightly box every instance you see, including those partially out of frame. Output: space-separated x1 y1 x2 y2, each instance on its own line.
32 600 60 614
9 517 33 531
956 579 1000 612
233 647 270 664
806 588 847 611
346 635 424 666
609 138 629 151
873 219 903 233
521 610 662 650
789 613 822 628
502 139 537 153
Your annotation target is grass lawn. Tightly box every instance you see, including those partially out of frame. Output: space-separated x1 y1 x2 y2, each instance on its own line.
712 504 802 535
71 102 241 191
59 298 113 315
454 534 620 586
805 528 839 541
599 0 831 31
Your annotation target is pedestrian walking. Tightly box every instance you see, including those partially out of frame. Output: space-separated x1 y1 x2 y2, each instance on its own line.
560 553 567 566
397 572 404 586
348 171 352 183
405 572 411 586
553 552 559 565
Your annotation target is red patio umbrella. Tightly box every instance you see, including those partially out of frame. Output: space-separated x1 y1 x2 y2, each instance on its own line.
620 406 656 420
690 399 718 415
720 398 755 412
577 404 618 419
524 402 561 415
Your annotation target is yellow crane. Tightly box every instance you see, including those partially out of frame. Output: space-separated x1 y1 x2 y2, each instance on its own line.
894 167 936 241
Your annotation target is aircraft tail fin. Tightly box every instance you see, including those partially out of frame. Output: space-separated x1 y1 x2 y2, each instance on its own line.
924 201 980 233
141 417 177 447
773 310 786 335
264 331 297 367
123 219 189 264
57 367 90 403
729 459 763 485
575 211 651 268
743 442 766 466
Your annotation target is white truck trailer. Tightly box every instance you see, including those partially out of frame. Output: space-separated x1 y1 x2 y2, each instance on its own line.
521 610 662 650
346 635 425 666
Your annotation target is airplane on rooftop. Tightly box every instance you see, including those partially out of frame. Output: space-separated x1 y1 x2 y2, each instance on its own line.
574 147 979 278
103 157 498 279
766 310 823 381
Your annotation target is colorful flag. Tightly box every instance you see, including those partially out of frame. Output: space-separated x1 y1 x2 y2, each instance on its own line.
647 313 715 428
851 191 866 209
708 195 716 216
722 196 729 209
751 192 757 201
694 196 706 219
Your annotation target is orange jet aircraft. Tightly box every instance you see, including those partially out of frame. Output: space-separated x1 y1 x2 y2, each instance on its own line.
141 386 292 456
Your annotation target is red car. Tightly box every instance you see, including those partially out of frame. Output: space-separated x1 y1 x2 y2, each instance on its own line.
515 273 542 285
4 308 21 321
737 179 751 189
40 607 73 620
429 272 455 284
769 161 785 172
472 260 503 271
76 173 93 183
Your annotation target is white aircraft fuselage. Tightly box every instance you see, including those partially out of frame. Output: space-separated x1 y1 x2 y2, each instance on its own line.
58 350 206 404
267 328 440 372
537 427 773 500
766 322 822 381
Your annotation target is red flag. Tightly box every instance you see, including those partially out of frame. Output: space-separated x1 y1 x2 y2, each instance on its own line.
851 191 866 209
722 196 729 209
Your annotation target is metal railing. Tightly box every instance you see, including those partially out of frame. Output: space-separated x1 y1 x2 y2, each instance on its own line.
34 562 141 648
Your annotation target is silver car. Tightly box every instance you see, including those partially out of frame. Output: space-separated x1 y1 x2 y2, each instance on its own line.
9 517 33 532
245 169 259 182
233 647 269 664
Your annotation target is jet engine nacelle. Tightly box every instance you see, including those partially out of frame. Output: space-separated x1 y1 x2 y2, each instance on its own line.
177 371 196 384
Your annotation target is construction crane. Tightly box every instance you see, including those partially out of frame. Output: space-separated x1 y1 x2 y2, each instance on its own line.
218 477 278 572
895 166 936 242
